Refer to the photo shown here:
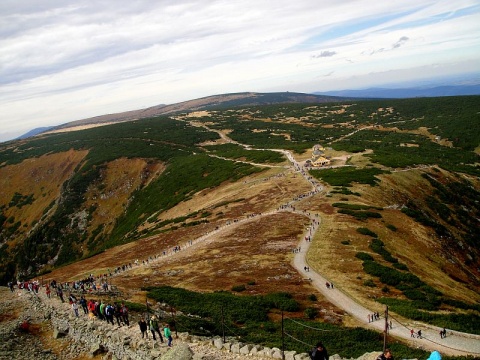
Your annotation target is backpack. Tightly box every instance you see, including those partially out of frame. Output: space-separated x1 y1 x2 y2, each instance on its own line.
309 348 317 360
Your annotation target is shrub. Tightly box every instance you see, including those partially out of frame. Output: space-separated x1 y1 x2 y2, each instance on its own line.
308 294 317 302
232 284 246 292
364 279 376 287
356 252 374 261
305 307 318 319
357 228 378 238
386 224 397 231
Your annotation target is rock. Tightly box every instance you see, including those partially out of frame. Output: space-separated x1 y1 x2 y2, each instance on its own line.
213 337 223 349
52 326 68 339
159 343 193 360
90 342 106 357
231 342 244 353
294 354 311 360
284 350 297 360
357 351 383 360
272 347 283 359
239 344 253 355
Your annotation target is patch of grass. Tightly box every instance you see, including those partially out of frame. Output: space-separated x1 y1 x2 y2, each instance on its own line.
310 167 387 187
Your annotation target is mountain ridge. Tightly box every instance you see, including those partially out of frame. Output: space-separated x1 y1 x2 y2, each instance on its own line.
30 92 351 138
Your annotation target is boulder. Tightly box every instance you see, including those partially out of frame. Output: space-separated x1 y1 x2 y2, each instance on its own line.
159 343 193 360
239 344 253 355
284 350 297 360
90 342 106 357
213 338 223 349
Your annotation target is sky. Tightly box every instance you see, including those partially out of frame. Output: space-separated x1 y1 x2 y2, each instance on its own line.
1 0 480 142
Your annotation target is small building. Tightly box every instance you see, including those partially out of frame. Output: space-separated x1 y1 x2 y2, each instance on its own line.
312 156 330 167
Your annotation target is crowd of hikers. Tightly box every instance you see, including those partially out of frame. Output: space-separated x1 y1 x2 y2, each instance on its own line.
8 277 176 347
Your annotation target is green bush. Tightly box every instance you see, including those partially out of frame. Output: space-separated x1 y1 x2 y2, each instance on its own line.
356 228 378 237
232 284 246 292
355 252 374 261
304 307 317 319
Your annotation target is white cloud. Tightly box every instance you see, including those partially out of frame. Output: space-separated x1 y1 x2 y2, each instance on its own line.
1 0 479 140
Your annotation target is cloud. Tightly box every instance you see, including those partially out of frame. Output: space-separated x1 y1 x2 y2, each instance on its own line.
392 36 410 48
0 0 479 140
312 50 337 58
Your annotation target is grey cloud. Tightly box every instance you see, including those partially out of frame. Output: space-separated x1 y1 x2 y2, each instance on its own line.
392 36 409 49
312 50 337 58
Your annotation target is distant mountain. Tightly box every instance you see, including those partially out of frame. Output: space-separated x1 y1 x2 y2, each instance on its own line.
17 126 54 140
314 84 480 99
39 92 348 137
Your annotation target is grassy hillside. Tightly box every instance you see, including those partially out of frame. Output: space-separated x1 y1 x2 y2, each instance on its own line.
0 96 479 340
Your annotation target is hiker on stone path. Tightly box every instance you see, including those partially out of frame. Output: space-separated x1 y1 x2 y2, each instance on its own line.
45 284 51 298
105 303 115 325
72 301 79 317
164 323 173 347
79 296 88 315
376 348 393 360
309 341 328 360
114 304 123 326
149 315 164 342
57 287 65 303
97 301 105 320
410 329 415 337
417 330 422 339
138 317 148 338
88 300 96 318
68 293 77 304
121 303 129 326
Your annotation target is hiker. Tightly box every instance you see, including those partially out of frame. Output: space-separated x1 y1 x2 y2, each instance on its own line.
410 329 415 337
72 301 79 317
121 303 129 326
138 318 148 338
114 304 123 326
417 330 422 339
149 315 163 342
164 323 173 347
45 285 51 298
309 341 328 360
441 328 446 338
79 296 88 314
376 348 393 360
105 303 115 325
57 287 65 303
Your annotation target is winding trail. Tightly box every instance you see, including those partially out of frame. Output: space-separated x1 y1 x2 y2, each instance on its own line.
106 120 480 356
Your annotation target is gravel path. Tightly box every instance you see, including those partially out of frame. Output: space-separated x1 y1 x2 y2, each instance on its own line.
292 225 480 357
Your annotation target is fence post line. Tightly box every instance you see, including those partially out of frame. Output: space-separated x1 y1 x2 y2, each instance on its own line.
383 305 389 353
281 310 285 360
